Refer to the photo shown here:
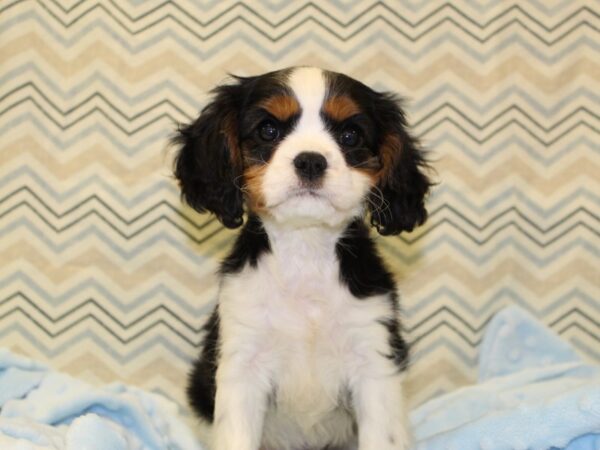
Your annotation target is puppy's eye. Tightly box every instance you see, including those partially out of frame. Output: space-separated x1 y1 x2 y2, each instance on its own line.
258 121 280 142
339 127 361 147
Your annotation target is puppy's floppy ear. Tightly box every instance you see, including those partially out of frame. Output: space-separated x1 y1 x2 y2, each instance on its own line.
173 82 245 229
369 94 432 235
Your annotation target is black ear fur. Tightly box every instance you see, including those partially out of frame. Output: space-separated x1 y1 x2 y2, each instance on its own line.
369 94 432 235
173 83 245 229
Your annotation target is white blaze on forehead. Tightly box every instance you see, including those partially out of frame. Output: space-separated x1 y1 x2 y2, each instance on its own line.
288 67 327 130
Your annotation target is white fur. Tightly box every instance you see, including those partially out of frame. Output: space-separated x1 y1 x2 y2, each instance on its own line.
210 67 409 450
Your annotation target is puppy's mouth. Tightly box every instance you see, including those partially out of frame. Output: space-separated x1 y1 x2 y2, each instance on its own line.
267 187 331 208
289 187 325 200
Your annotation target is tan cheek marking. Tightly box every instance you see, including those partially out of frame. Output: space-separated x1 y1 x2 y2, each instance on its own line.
375 133 401 184
323 96 360 121
352 133 399 187
260 95 300 121
243 164 268 213
354 164 380 185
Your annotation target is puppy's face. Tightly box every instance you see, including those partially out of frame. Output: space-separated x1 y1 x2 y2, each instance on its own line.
174 67 431 234
242 68 378 228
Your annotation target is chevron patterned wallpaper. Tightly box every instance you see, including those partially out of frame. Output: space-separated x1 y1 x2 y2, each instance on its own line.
1 0 599 419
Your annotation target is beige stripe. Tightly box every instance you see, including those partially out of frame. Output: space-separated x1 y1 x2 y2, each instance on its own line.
0 34 264 88
401 255 599 296
58 354 189 386
438 154 600 194
351 54 599 93
2 241 206 289
1 35 596 92
1 136 168 185
405 358 473 402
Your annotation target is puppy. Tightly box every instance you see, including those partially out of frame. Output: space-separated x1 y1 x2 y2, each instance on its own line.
173 67 431 450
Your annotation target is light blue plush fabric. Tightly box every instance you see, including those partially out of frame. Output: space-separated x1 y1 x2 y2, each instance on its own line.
1 306 598 449
411 306 600 450
0 350 201 450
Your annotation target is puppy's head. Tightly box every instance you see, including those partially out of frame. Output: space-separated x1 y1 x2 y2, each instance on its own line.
174 67 431 234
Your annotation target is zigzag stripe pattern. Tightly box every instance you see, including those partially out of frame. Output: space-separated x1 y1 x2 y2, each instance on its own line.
1 0 598 411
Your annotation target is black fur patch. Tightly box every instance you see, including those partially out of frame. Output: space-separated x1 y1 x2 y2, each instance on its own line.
220 215 271 275
380 308 410 372
173 82 245 229
336 220 395 298
336 220 410 370
187 308 220 422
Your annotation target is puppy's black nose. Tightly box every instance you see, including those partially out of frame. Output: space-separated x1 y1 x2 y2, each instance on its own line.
293 152 328 181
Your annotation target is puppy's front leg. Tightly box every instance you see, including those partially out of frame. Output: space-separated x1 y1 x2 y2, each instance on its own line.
212 358 270 450
353 372 411 450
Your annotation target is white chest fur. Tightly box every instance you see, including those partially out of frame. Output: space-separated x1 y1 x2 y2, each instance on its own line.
216 224 396 449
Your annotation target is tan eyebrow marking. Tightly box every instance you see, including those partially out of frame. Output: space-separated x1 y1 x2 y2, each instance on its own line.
323 96 360 121
260 95 300 121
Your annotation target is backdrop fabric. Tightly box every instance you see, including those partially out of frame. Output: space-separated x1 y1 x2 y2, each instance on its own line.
0 0 598 415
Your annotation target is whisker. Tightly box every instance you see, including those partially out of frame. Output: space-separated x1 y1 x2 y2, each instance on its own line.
367 185 392 225
351 158 379 169
245 156 268 165
232 174 245 190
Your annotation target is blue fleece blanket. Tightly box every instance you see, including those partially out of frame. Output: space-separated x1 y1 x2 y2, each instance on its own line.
0 351 201 449
411 306 600 450
1 306 598 449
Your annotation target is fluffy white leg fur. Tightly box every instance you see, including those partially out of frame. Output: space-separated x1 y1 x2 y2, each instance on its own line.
353 374 411 450
211 375 409 450
212 379 267 450
212 347 272 450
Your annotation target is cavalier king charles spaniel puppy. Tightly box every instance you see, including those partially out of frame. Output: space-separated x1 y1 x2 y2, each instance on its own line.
173 67 431 450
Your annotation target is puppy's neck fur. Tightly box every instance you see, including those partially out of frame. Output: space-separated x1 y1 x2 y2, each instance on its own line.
262 217 348 262
257 218 353 296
